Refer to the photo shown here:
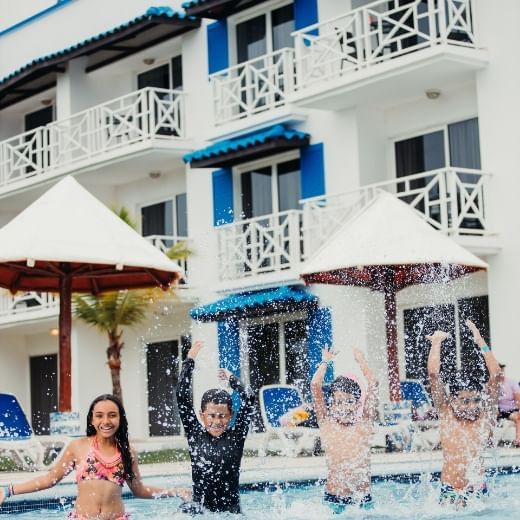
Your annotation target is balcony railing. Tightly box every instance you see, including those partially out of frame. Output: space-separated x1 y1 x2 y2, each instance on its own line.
0 235 189 323
217 209 303 280
302 167 491 256
0 292 59 322
293 0 476 89
0 87 186 191
210 48 295 126
145 234 190 283
218 168 490 281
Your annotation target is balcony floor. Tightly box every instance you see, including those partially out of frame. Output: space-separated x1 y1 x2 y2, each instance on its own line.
0 138 194 205
290 45 489 111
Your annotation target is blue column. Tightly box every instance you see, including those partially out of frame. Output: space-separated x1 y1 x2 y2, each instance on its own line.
212 168 234 226
307 307 333 383
217 318 240 377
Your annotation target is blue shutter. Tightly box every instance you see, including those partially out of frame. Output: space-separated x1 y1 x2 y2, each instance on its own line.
294 0 318 31
212 168 234 226
217 318 240 377
207 21 228 74
300 143 325 199
307 307 333 383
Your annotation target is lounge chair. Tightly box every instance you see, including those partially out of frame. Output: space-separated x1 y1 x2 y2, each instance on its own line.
0 393 67 470
258 385 319 457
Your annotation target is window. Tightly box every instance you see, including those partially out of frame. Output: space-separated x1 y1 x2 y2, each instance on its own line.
238 156 301 219
137 56 183 90
403 295 490 389
240 312 309 431
137 57 183 136
141 194 188 238
394 118 481 228
234 2 294 64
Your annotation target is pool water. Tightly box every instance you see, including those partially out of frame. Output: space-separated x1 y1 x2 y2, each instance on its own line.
4 473 520 519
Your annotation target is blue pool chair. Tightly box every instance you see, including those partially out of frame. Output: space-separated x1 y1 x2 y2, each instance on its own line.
258 385 319 457
0 393 66 470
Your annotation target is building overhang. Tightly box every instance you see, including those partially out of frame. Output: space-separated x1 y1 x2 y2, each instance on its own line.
182 0 267 19
0 7 200 109
184 124 310 168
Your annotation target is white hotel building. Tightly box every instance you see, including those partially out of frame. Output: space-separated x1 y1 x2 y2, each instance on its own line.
0 0 516 439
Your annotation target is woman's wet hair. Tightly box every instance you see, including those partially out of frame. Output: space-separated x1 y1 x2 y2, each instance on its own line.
329 376 362 401
86 394 135 481
201 389 232 412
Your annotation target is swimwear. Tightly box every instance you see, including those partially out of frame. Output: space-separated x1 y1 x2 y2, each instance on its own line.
76 438 126 487
66 513 130 520
323 492 374 514
498 409 519 420
439 482 489 506
177 358 255 514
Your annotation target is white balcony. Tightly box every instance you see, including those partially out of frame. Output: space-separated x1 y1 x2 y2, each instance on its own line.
210 48 296 127
217 209 303 281
217 168 497 283
0 87 189 197
0 235 189 325
290 0 487 110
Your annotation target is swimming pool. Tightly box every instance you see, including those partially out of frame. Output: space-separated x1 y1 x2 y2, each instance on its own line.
2 471 520 519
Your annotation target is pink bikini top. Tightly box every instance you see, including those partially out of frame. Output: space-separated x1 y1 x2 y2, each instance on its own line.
76 438 126 487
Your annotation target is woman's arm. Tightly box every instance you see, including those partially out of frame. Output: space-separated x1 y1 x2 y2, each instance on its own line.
0 440 78 504
126 449 191 501
311 348 336 423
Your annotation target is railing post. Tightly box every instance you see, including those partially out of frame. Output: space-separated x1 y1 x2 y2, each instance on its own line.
361 7 372 66
427 0 438 44
439 169 451 234
293 34 303 91
288 211 302 267
436 0 447 43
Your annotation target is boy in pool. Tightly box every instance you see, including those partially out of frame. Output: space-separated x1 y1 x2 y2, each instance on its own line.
311 346 378 514
176 340 255 515
0 394 190 519
427 320 500 508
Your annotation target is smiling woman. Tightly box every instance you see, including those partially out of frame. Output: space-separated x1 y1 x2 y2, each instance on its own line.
0 394 191 519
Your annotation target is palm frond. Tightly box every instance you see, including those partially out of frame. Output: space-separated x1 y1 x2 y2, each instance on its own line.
111 206 137 230
166 240 192 260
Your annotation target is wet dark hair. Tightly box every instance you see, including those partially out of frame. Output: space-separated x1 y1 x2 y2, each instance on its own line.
86 394 135 481
448 372 483 398
200 389 232 412
329 376 362 401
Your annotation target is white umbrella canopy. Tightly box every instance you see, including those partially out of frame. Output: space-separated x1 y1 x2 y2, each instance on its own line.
0 176 183 411
301 192 488 401
301 191 487 278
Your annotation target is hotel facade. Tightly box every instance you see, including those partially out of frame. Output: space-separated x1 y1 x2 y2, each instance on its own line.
0 0 515 439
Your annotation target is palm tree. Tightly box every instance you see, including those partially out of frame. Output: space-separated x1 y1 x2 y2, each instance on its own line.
73 207 190 401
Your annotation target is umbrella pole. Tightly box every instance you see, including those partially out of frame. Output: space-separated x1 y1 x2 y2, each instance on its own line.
58 272 72 412
384 282 400 401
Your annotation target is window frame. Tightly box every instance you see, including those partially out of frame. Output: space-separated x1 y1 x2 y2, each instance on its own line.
135 54 183 91
238 310 308 386
389 116 480 179
227 0 294 66
232 149 301 219
138 193 188 238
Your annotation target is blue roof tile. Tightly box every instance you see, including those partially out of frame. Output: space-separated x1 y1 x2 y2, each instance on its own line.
190 285 317 322
183 124 309 164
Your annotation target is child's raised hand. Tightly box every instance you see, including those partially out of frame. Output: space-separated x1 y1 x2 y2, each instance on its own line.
321 347 337 363
217 368 232 381
426 330 450 343
352 347 366 365
465 319 483 343
187 340 204 360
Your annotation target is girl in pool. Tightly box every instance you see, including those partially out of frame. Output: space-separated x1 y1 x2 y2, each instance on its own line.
0 394 191 519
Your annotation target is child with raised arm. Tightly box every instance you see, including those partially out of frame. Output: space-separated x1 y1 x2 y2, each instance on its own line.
311 346 378 514
0 394 190 519
176 340 255 515
427 319 500 508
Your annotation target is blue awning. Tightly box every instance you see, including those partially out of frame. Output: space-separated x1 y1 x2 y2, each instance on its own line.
183 124 310 168
0 7 200 109
190 285 317 322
